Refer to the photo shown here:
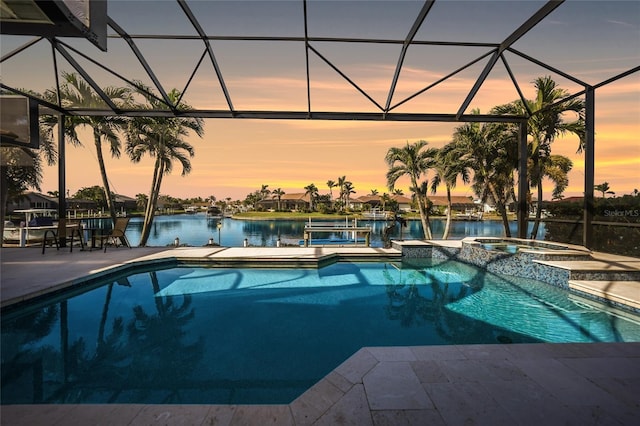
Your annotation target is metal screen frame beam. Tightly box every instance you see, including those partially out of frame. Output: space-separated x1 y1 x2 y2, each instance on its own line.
583 86 595 248
518 121 529 238
384 0 435 114
456 0 565 119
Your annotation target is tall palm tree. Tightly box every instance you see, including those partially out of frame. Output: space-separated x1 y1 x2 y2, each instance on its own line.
343 181 355 210
430 143 471 239
386 140 438 239
304 183 318 211
259 184 271 201
45 72 132 225
126 88 204 246
494 76 584 238
326 180 336 204
272 188 285 211
410 180 432 224
336 175 347 210
453 116 518 237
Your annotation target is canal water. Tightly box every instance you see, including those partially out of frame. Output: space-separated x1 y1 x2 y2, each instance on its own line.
114 214 544 247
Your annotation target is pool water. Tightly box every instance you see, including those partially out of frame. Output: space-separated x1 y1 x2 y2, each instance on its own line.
2 259 639 405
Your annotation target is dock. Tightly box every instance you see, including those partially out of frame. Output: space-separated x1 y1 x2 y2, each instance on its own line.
301 218 373 247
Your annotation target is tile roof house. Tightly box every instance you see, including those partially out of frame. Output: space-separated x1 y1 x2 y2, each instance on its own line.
258 193 311 211
429 196 476 209
6 191 57 212
352 194 413 212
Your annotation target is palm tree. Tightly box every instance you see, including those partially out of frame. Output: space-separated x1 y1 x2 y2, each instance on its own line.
272 188 285 211
453 116 518 237
337 175 347 210
410 180 431 221
369 189 379 196
326 180 336 203
259 184 271 201
386 140 438 239
126 88 204 246
393 189 404 196
304 183 319 211
594 182 614 198
494 76 584 238
45 72 132 225
343 181 355 210
430 143 471 239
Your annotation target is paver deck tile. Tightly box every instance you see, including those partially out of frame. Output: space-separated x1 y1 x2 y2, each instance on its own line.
363 362 432 410
313 384 372 426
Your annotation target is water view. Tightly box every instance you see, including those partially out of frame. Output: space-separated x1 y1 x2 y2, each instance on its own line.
116 214 545 247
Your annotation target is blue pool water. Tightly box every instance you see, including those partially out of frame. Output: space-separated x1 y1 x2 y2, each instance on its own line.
2 259 639 405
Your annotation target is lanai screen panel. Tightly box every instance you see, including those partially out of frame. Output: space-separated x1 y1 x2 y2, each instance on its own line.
1 0 637 119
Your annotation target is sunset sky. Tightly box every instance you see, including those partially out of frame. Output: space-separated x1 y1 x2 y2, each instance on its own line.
2 0 638 202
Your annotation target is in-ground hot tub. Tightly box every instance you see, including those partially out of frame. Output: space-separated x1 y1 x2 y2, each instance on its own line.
476 238 573 254
457 237 593 287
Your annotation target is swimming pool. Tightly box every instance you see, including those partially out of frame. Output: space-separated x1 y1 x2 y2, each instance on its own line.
2 258 639 405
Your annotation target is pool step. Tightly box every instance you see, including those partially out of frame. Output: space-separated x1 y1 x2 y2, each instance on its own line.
534 259 640 282
568 280 640 311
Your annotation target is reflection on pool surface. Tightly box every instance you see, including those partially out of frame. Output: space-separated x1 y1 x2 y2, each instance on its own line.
2 259 640 405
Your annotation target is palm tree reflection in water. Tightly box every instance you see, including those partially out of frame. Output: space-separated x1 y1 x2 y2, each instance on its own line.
1 272 203 404
125 275 203 403
383 262 492 342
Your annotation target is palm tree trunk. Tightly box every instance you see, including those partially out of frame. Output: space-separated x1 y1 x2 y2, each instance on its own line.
138 172 157 246
141 165 163 247
150 271 165 315
416 193 432 239
488 181 511 237
531 172 544 239
96 283 114 349
443 186 452 240
94 131 118 226
139 157 163 246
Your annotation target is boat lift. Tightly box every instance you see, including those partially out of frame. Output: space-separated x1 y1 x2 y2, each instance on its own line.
302 217 372 247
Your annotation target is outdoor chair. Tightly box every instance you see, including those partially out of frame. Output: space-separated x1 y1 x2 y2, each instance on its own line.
42 222 85 254
97 217 132 252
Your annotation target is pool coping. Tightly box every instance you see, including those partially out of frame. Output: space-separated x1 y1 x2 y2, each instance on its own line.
0 246 403 309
